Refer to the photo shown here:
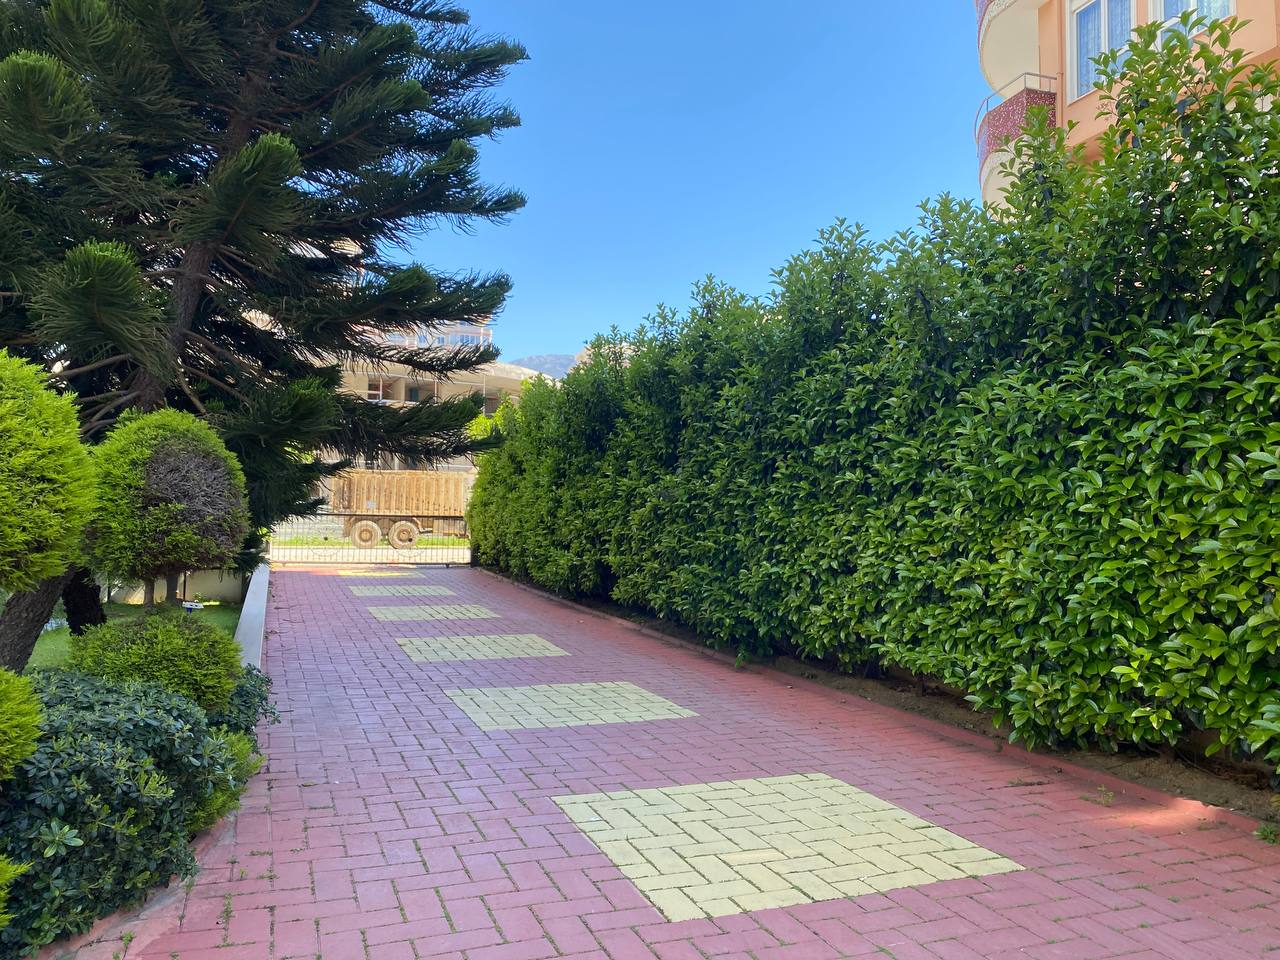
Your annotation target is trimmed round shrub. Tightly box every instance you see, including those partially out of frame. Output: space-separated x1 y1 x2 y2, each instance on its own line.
0 672 234 954
0 351 96 592
69 611 241 713
88 409 249 585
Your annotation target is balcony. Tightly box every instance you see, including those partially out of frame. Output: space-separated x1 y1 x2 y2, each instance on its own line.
975 0 1042 89
975 73 1057 203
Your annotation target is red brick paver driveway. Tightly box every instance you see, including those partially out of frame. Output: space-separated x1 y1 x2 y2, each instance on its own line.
69 567 1280 960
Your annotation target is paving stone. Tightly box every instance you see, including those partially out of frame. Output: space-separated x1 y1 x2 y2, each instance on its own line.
349 584 457 596
368 603 498 621
335 569 420 577
554 774 1021 921
55 566 1280 960
396 633 570 662
446 682 697 731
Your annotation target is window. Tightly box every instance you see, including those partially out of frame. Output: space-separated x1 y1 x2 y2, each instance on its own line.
407 386 421 402
366 378 392 402
1072 0 1134 100
1153 0 1231 33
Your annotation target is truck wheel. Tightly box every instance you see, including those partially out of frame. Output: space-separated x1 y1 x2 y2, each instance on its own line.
349 520 381 548
388 521 419 550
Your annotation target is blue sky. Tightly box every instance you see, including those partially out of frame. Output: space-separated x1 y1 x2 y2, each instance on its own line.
413 1 991 361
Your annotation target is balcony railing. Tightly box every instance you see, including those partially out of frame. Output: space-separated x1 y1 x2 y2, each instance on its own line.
975 72 1057 171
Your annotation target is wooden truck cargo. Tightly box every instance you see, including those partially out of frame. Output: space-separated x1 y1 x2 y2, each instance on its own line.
329 469 475 548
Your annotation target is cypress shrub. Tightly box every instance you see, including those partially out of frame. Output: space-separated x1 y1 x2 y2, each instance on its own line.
0 671 40 783
0 351 96 593
0 670 40 935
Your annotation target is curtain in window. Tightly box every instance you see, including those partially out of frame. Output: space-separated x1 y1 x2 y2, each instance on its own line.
1163 0 1192 17
1199 0 1231 20
1108 0 1132 65
1077 1 1103 98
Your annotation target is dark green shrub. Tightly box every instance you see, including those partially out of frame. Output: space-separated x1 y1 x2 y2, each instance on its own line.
0 670 41 783
207 665 279 750
187 730 262 835
0 672 234 955
88 409 249 588
0 351 96 593
470 21 1280 765
69 611 241 713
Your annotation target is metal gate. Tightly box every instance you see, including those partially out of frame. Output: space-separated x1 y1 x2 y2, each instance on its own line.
267 509 471 566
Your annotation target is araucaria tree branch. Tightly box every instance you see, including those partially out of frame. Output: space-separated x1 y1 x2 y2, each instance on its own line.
0 0 527 657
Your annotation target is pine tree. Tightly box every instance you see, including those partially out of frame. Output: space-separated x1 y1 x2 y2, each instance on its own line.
0 0 525 667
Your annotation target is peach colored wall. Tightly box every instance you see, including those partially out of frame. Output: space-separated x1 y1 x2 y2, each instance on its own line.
1035 0 1280 159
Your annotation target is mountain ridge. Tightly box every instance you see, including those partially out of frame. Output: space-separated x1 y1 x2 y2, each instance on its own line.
511 353 576 379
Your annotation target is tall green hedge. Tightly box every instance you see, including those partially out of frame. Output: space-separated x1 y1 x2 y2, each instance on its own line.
469 20 1280 765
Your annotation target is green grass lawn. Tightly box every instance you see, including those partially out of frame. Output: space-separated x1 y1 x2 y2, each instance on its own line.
26 601 243 672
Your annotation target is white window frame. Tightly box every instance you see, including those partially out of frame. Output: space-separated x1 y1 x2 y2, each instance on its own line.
365 377 392 403
1069 0 1138 102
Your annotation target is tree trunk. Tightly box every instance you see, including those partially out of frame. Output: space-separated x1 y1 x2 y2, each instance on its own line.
0 572 74 672
143 579 155 606
62 567 106 635
165 572 182 606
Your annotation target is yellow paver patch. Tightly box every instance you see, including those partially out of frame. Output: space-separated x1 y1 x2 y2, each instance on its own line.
349 584 455 597
445 681 696 730
335 570 418 577
554 773 1022 921
368 604 498 621
395 633 568 662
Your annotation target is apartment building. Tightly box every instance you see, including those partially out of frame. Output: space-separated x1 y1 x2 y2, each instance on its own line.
376 319 495 351
340 320 543 470
975 0 1280 203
